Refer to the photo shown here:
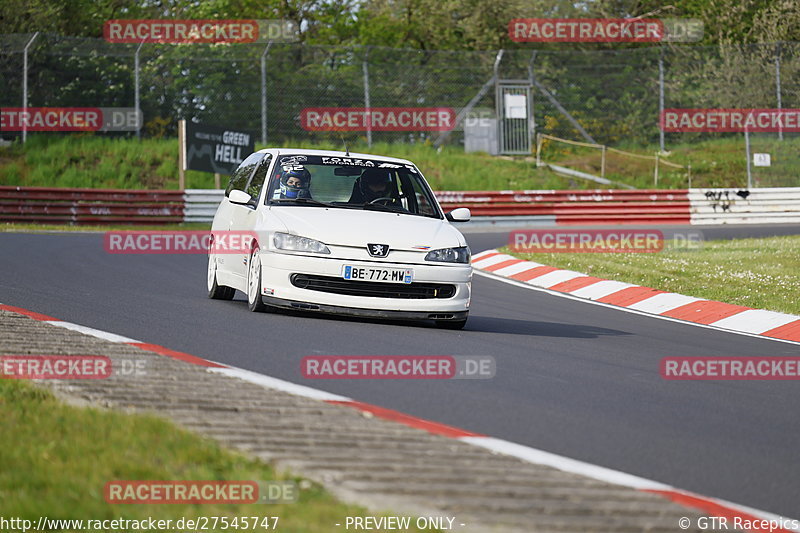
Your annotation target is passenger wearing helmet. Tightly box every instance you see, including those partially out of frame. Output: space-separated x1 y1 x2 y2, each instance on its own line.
279 166 312 199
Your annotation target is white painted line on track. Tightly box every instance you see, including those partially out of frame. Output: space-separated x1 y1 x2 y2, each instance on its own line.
45 321 142 343
208 366 351 402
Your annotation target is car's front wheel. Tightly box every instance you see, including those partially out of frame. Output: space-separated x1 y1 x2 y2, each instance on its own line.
207 252 235 300
247 246 267 312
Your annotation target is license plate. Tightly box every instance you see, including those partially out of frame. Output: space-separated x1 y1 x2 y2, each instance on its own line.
343 265 413 284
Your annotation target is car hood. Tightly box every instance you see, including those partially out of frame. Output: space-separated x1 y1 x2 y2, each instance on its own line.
269 206 466 249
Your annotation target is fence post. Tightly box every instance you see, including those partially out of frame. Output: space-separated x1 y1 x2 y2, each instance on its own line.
362 47 372 148
600 145 607 178
261 41 272 146
22 32 39 145
134 40 144 140
658 47 665 153
687 164 692 188
745 129 752 189
654 153 659 186
535 133 542 167
775 42 783 141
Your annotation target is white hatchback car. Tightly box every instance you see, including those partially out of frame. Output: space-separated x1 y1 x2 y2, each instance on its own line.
207 149 472 329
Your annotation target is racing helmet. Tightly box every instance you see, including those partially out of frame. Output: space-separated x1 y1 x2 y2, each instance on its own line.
359 168 392 202
279 166 311 199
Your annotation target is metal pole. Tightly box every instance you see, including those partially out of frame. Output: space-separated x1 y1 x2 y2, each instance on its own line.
745 129 752 189
494 49 504 154
362 47 371 148
261 41 272 146
775 42 783 141
659 47 665 153
527 51 537 153
134 40 144 140
22 32 39 144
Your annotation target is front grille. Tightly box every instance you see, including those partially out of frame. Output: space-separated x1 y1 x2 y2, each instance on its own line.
290 274 456 299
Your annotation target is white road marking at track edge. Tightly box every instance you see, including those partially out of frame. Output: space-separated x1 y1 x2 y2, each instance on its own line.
474 269 800 346
462 436 800 528
8 301 800 526
208 366 351 402
45 321 141 343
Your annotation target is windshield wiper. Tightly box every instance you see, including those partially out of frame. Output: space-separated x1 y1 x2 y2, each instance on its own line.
272 198 336 208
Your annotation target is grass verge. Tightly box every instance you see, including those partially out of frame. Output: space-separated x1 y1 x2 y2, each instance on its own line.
0 135 591 192
500 235 800 315
0 379 437 532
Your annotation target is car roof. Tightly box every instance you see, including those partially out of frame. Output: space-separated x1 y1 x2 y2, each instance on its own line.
257 147 414 166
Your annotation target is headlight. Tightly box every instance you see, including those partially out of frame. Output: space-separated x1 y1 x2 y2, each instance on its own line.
273 232 330 254
424 246 470 264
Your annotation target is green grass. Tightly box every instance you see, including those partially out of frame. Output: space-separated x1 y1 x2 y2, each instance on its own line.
4 134 798 192
0 380 438 532
538 135 800 189
0 134 622 191
501 235 800 315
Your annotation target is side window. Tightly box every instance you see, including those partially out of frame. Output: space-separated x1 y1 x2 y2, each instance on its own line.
225 152 266 197
246 154 273 200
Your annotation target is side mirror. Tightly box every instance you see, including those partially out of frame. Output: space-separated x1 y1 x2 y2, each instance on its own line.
446 207 471 222
228 189 254 206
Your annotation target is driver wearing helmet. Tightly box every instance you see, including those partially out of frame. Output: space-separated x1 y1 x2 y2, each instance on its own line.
357 168 399 204
279 166 312 199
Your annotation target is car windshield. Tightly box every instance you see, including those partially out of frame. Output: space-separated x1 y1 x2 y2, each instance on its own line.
266 154 442 219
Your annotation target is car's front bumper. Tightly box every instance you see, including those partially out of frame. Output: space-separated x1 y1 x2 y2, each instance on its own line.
257 250 471 316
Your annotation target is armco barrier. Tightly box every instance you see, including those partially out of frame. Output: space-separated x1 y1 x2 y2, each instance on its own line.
184 189 224 223
436 190 691 224
3 186 799 226
690 187 800 225
0 186 184 225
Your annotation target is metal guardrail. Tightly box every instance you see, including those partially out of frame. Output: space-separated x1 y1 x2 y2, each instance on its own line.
690 187 800 225
0 186 184 224
3 187 798 226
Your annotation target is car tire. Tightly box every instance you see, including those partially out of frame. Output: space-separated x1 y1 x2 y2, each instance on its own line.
435 318 467 330
247 246 268 312
207 252 235 300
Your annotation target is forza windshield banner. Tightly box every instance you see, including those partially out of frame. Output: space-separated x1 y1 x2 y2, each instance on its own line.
300 107 456 132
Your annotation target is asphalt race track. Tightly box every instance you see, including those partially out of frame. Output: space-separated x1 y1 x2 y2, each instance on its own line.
1 225 799 517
